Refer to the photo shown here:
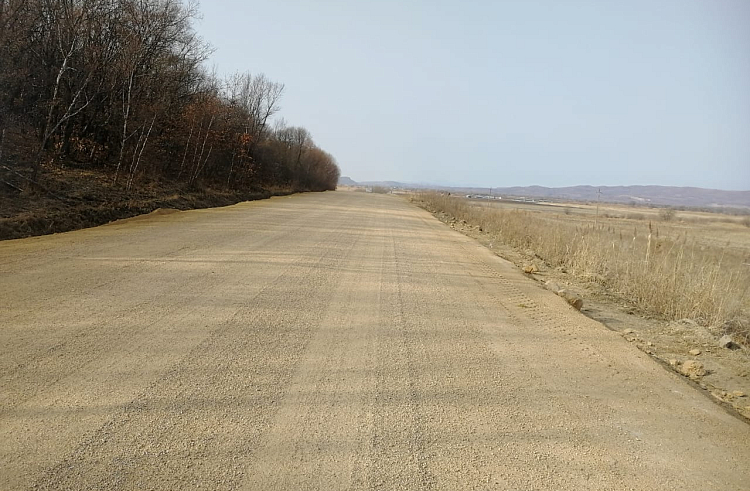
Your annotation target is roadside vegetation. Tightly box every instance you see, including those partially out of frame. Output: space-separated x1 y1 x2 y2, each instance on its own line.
0 0 340 238
417 192 750 342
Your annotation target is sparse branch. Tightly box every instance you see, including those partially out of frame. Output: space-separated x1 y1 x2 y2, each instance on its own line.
0 0 340 195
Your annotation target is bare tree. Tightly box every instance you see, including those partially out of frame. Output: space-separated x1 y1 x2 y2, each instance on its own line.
30 0 99 182
0 1 29 162
225 72 283 151
113 0 206 185
0 0 339 196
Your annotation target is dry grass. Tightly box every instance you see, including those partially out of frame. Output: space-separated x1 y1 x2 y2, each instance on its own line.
417 192 750 342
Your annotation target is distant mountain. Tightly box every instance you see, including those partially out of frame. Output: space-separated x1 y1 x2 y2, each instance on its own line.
343 179 750 209
358 181 421 189
337 176 358 186
357 180 434 189
477 185 750 209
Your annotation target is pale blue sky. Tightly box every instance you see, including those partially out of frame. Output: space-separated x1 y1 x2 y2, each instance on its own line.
197 0 750 190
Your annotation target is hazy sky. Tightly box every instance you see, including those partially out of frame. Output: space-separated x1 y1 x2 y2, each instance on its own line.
197 0 750 190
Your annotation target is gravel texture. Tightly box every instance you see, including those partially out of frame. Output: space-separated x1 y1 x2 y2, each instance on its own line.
1 191 749 490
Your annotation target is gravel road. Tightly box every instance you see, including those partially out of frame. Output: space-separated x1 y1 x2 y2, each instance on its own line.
1 191 748 490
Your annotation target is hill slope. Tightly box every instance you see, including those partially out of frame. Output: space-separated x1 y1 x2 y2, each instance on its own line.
349 179 750 209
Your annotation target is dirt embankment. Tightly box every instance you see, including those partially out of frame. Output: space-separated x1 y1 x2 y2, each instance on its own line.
0 166 295 241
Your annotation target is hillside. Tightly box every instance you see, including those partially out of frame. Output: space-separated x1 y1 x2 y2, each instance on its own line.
343 178 750 209
481 185 750 209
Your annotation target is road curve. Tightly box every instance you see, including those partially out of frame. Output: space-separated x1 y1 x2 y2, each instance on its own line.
1 191 748 490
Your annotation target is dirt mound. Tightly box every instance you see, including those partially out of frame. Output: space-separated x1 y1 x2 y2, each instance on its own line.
0 166 292 241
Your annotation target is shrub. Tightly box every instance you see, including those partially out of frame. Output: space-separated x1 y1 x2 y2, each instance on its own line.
659 208 676 221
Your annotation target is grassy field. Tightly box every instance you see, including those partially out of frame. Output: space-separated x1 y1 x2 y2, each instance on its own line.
418 192 750 342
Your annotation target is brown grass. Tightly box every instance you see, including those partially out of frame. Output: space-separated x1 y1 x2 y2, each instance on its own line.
417 192 750 342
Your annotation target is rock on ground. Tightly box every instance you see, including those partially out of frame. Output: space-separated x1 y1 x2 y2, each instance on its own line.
719 335 741 350
680 360 707 379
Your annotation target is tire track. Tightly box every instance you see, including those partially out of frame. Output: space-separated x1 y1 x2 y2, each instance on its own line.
1 192 749 490
28 205 362 490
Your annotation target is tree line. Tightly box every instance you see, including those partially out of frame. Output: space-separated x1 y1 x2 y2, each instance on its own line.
0 0 340 193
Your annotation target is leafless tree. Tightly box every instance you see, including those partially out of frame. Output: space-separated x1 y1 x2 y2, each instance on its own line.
0 0 339 194
225 72 283 150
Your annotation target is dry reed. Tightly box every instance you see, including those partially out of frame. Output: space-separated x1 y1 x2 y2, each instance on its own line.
417 192 750 341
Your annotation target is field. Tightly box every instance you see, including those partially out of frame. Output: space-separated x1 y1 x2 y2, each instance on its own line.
418 193 750 342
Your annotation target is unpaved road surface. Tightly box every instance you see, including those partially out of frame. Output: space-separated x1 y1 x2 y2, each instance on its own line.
1 191 749 490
